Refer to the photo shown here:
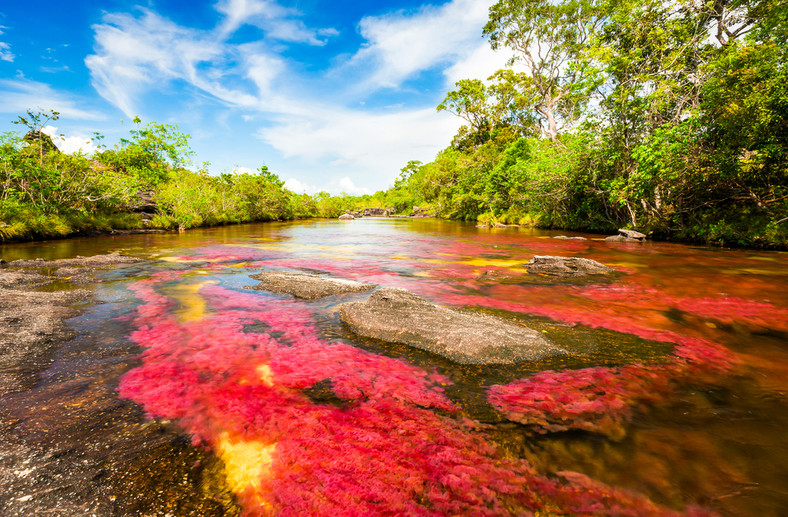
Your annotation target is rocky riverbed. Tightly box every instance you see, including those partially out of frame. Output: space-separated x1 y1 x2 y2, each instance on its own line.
0 253 239 517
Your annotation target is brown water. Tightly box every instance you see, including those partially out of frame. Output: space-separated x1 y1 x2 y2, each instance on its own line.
1 219 786 516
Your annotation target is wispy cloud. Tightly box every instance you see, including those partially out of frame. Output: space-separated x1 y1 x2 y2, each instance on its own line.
0 26 14 62
0 79 105 120
214 0 338 45
346 0 494 90
85 9 228 117
81 0 508 190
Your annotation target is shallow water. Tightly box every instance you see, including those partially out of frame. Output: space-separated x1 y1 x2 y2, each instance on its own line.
1 218 787 516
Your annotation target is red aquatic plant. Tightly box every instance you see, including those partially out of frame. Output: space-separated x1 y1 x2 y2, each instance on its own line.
118 272 710 516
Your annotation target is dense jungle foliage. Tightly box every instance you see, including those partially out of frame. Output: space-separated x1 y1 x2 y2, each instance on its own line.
0 112 356 241
356 0 788 248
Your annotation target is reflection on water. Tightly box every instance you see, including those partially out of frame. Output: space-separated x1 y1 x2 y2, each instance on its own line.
1 219 787 515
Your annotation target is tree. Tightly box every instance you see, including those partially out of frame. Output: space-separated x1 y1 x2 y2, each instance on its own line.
12 109 60 165
484 0 604 141
437 79 496 148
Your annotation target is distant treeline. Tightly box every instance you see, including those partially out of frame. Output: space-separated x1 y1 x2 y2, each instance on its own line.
348 0 788 248
0 112 358 241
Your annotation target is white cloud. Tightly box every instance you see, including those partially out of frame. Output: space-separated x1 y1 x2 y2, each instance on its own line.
0 26 13 63
41 125 97 155
80 0 504 191
347 0 494 90
0 41 13 62
214 0 338 45
233 166 253 174
0 79 105 120
257 106 459 188
85 9 290 117
442 43 513 85
86 9 227 117
283 177 317 194
331 177 371 196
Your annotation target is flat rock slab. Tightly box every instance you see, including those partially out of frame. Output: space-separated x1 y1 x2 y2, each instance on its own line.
0 267 91 394
338 288 565 364
7 252 142 268
3 253 144 285
246 270 375 299
525 256 614 277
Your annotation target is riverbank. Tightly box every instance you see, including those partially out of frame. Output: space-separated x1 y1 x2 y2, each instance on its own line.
4 211 788 251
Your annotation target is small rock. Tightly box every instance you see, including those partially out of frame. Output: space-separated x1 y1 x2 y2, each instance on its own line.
553 236 588 240
606 229 647 242
525 256 615 277
618 228 646 239
338 213 354 220
338 288 564 365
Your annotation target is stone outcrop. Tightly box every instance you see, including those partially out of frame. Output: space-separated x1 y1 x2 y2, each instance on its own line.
246 270 375 299
23 130 59 154
605 229 647 242
0 255 142 392
5 252 144 285
7 252 141 269
338 288 564 364
525 256 614 277
361 207 392 217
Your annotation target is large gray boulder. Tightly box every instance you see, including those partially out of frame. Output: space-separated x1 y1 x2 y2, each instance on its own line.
246 270 375 299
525 256 614 277
338 288 564 364
338 213 355 220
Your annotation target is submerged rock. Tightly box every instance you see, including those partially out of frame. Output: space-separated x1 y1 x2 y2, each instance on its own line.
338 288 564 364
9 252 142 268
605 228 647 242
7 252 144 285
525 256 614 277
246 270 375 299
0 267 90 394
553 235 588 240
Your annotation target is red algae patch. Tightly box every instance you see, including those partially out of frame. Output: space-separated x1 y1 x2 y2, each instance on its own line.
487 337 736 441
118 271 710 516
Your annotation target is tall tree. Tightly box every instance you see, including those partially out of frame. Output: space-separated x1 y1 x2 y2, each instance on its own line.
484 0 604 141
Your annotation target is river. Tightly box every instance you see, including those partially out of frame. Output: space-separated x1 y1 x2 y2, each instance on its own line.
1 218 787 516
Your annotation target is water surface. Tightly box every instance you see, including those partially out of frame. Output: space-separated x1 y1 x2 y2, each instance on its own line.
1 219 787 516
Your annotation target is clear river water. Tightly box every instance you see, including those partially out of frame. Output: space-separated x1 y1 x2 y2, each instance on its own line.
1 218 787 516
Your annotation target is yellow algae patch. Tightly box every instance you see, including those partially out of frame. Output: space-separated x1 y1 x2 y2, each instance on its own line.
226 262 253 268
462 258 524 268
166 280 219 323
158 255 213 263
395 255 524 269
257 364 275 387
245 242 360 257
217 433 277 510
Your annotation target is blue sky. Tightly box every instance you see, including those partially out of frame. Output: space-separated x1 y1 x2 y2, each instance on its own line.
0 0 511 194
